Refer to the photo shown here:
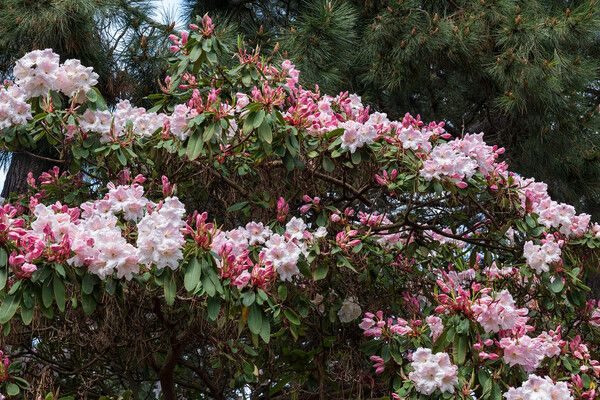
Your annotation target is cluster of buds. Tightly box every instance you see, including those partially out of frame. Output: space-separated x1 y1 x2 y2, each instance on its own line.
250 254 276 289
335 230 361 251
161 175 173 198
169 31 189 53
277 197 289 223
375 169 398 186
0 204 26 243
251 84 285 110
184 211 218 250
0 350 10 381
359 311 415 338
38 166 66 186
300 195 321 214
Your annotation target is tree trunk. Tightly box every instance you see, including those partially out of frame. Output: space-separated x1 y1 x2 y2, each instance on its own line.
1 152 55 198
588 272 600 301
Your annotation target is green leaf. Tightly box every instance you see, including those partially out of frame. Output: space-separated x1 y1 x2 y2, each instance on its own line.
82 272 95 295
478 369 491 394
7 383 19 396
53 277 66 312
228 201 249 212
92 87 108 110
260 316 270 343
253 109 265 129
187 128 204 161
0 250 7 291
184 258 202 292
453 333 467 365
202 38 212 52
206 50 217 64
207 296 220 321
81 292 97 315
257 120 272 143
0 248 8 266
525 215 536 228
242 291 256 307
278 285 288 301
13 376 30 390
42 278 54 308
491 383 502 400
0 265 6 292
322 156 334 172
551 278 564 293
200 257 217 296
243 112 256 134
284 309 301 325
0 292 21 324
21 305 34 325
164 271 176 306
269 375 295 396
358 339 382 355
337 254 358 273
86 88 98 102
190 46 203 62
313 263 329 280
203 122 217 142
248 303 263 335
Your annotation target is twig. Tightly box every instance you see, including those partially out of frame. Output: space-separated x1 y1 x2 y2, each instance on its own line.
21 150 65 164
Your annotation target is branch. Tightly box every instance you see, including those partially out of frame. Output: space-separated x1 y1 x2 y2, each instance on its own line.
179 358 225 400
20 150 65 164
202 162 250 197
312 170 373 207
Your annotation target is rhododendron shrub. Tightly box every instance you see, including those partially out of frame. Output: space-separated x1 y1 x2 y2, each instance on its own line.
0 14 599 400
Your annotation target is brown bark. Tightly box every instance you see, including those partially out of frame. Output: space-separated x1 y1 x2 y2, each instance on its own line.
1 152 55 198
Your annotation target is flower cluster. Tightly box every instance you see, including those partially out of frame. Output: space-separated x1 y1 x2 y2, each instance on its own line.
498 330 562 371
516 175 593 237
359 311 412 337
420 135 499 186
137 197 186 271
211 216 326 287
503 375 572 400
0 84 31 129
13 49 98 101
80 100 168 143
523 235 562 274
12 181 186 281
408 348 458 395
471 289 529 333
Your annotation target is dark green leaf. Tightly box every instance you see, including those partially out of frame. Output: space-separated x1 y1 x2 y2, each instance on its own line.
207 296 220 321
257 121 272 143
82 273 95 295
248 303 263 335
187 129 204 161
184 258 202 292
53 277 66 312
7 383 19 396
284 309 300 325
314 263 329 280
0 292 21 324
